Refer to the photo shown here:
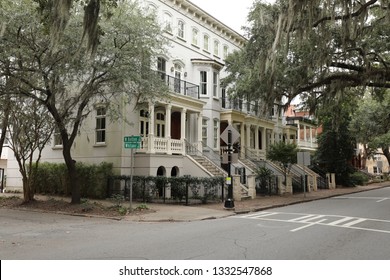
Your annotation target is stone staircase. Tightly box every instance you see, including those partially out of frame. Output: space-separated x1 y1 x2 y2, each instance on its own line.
189 155 251 199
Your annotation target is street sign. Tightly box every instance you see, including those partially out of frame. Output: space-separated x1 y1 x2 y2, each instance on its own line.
220 124 240 144
124 135 141 149
297 151 311 166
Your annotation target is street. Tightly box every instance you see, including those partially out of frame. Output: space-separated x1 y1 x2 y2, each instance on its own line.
1 187 390 259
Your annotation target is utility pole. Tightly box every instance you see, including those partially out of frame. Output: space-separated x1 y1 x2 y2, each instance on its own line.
224 129 235 209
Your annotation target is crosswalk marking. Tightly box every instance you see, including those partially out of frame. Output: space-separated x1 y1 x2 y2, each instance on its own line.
233 211 390 234
342 218 366 227
328 217 354 226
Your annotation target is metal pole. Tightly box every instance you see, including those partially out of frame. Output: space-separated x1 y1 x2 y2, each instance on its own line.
129 148 134 212
302 151 306 198
224 129 235 209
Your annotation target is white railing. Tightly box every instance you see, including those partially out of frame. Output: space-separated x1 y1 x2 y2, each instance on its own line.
138 136 185 155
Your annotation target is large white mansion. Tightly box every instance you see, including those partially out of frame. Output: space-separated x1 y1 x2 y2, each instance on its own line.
2 0 323 196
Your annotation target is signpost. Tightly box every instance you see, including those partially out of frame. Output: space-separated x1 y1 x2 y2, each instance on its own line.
124 136 141 211
297 151 311 198
220 125 240 209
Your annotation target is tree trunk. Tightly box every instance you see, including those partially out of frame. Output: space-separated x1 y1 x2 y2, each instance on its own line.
22 175 34 203
63 143 80 204
382 146 390 170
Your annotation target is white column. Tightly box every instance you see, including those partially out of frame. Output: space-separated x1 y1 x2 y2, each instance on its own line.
246 124 251 150
255 125 259 151
240 123 245 158
148 103 155 153
165 104 171 139
197 112 203 150
166 104 172 154
181 108 186 140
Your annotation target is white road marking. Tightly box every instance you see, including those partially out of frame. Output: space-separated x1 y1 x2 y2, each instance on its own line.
234 211 390 234
342 218 366 227
328 217 354 226
290 219 328 232
289 215 316 222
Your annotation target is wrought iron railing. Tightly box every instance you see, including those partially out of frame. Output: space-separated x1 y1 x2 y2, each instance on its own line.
157 71 199 99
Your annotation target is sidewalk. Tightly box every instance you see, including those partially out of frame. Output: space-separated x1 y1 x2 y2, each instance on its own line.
125 182 390 222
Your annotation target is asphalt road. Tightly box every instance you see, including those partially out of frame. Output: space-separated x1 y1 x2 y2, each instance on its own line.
1 187 390 260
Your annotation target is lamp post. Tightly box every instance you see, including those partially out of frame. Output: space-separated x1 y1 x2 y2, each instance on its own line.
224 129 235 209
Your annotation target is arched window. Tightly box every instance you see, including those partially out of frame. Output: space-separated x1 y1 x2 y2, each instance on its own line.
177 20 185 39
157 166 166 176
163 12 173 33
203 34 209 51
171 166 179 177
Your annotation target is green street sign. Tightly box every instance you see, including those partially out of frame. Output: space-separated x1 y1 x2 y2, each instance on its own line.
124 135 141 149
124 142 140 149
124 136 141 143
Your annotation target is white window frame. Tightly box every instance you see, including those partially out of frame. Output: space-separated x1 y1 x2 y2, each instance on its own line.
192 28 199 46
213 72 218 98
95 106 107 144
203 34 209 51
200 71 207 95
214 40 220 56
213 119 219 149
177 20 185 39
163 12 173 33
202 119 208 144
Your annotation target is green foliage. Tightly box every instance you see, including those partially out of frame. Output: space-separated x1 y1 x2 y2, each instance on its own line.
32 162 113 199
314 110 356 186
349 172 370 186
223 0 390 113
266 142 298 168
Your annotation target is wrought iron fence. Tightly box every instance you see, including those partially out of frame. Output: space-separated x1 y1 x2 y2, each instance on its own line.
107 175 224 205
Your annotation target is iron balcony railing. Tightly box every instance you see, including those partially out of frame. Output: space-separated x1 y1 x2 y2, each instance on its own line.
157 71 200 99
221 97 273 120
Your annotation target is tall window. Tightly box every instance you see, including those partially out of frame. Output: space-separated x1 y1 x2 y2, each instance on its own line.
213 119 219 149
214 40 219 56
213 72 218 97
200 71 207 95
157 57 166 80
192 28 199 46
156 112 165 138
177 20 185 39
140 110 149 136
202 119 208 144
53 128 63 146
203 34 209 51
95 107 106 144
163 13 172 33
223 45 229 59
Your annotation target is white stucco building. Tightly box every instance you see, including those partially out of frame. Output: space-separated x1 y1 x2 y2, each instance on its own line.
3 0 301 197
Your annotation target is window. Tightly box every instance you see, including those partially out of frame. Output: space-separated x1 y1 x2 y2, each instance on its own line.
223 45 229 59
53 128 63 146
214 40 219 56
140 109 149 136
203 34 209 51
156 112 165 138
177 20 185 39
200 71 207 95
213 72 218 97
163 13 172 33
213 119 219 149
202 119 208 144
192 28 199 46
95 107 106 144
157 57 166 80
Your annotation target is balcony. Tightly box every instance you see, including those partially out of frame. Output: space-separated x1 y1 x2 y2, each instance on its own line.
221 97 272 119
158 72 199 99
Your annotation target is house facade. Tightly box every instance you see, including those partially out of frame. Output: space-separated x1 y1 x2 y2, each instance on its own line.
3 0 301 196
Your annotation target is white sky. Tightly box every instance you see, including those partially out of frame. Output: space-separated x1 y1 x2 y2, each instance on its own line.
189 0 275 36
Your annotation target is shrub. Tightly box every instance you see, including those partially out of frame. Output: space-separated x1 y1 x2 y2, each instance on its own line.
32 162 113 198
349 172 370 186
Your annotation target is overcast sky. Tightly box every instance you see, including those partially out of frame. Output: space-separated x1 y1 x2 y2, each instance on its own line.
189 0 275 36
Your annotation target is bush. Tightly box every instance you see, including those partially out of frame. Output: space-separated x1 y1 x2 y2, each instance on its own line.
32 162 113 199
349 172 370 186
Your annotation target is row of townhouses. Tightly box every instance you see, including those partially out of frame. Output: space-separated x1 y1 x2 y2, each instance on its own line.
0 0 327 197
